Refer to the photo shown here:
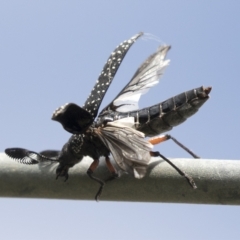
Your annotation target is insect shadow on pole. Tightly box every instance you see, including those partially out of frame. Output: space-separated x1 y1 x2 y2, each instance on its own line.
5 32 211 201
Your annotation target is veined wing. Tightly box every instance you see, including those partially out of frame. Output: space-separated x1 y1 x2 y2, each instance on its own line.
83 32 143 118
94 118 153 178
100 45 170 113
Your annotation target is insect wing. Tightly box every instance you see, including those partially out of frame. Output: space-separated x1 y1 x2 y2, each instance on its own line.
100 45 170 113
83 32 144 118
94 118 153 178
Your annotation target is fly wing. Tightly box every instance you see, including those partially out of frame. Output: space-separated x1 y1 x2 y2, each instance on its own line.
100 45 170 113
5 148 59 165
94 118 153 178
82 32 143 118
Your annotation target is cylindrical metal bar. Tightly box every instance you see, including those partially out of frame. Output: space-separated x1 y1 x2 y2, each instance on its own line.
0 153 239 204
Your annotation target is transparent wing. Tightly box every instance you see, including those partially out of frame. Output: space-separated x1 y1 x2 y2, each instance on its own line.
5 148 59 165
94 118 153 178
83 32 143 118
100 45 170 113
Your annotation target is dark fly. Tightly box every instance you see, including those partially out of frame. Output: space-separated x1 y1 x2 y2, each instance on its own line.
5 33 211 200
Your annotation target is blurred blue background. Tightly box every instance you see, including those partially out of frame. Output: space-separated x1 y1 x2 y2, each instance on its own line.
0 1 240 239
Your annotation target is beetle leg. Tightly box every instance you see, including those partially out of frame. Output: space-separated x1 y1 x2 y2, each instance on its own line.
93 157 119 201
56 165 69 182
149 134 200 158
64 173 69 182
87 159 105 201
150 151 197 189
105 156 119 182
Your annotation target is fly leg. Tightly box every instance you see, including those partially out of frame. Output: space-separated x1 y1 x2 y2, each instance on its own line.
149 134 200 158
87 159 105 201
95 157 119 201
150 151 197 189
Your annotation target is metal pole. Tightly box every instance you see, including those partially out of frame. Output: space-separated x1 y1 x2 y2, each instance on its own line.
0 153 240 204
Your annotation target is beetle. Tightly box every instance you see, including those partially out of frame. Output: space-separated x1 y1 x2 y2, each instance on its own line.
5 32 211 200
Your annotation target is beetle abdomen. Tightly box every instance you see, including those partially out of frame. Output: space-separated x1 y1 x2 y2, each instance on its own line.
127 86 211 137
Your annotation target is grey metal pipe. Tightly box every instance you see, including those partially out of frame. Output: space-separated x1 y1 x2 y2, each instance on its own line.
0 153 239 204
